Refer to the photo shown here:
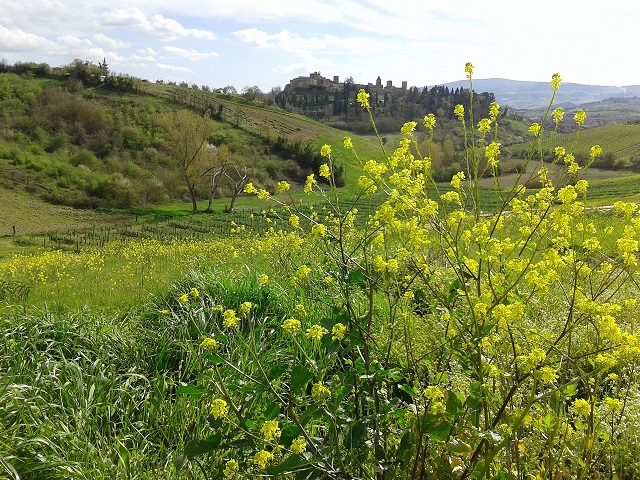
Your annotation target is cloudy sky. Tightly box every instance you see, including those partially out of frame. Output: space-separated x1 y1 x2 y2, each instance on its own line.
1 0 638 92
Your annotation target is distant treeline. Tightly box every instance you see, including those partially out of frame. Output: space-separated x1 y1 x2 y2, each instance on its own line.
275 81 496 133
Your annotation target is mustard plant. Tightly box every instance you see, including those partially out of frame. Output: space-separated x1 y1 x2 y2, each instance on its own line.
182 64 640 480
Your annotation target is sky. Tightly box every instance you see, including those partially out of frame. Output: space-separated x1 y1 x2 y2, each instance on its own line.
1 0 639 92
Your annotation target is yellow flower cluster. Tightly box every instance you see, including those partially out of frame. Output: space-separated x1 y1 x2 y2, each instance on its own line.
261 419 281 441
253 450 274 469
311 382 331 402
305 324 326 341
223 309 239 329
331 323 346 341
210 398 229 419
200 337 219 351
281 318 300 335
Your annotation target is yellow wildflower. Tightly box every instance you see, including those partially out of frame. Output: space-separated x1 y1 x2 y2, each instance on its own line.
304 174 316 194
190 287 199 298
574 109 586 125
210 398 229 419
244 182 258 194
423 113 436 131
239 301 252 316
253 450 274 470
550 73 562 91
290 436 307 454
282 318 301 335
277 181 290 193
222 309 239 329
344 136 353 149
319 164 331 179
464 62 474 78
529 123 541 136
306 324 326 341
401 121 417 135
261 419 282 441
604 397 622 413
571 398 591 417
223 459 239 478
200 337 219 351
311 382 331 402
454 104 465 121
357 89 370 108
552 107 564 123
320 144 331 157
179 293 189 304
259 274 269 285
331 323 346 341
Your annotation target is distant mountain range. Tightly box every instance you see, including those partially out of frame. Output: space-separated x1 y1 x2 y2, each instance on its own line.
442 78 640 110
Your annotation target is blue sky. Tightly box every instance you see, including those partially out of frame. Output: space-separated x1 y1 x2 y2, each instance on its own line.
1 0 638 92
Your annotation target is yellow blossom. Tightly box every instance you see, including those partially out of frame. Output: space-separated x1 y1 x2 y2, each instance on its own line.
357 89 370 108
477 118 491 135
344 136 353 149
179 293 189 304
223 459 239 478
464 62 474 77
306 324 326 341
200 337 219 351
311 382 331 402
239 301 252 316
277 181 290 193
319 163 331 179
282 318 301 335
550 73 562 91
223 309 239 329
259 274 269 285
210 398 229 419
423 113 436 131
304 174 316 194
590 144 603 158
529 123 541 136
190 287 199 298
244 182 258 194
454 104 465 121
311 223 326 237
574 109 586 125
451 171 465 189
253 450 274 470
401 121 417 135
571 398 591 417
552 107 564 123
261 419 282 441
331 323 346 341
604 397 622 413
320 144 331 157
489 102 500 120
289 215 300 228
290 436 307 454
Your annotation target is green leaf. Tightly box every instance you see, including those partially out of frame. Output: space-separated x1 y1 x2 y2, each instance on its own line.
446 390 465 418
346 268 367 288
347 420 368 449
564 383 577 397
425 417 451 441
281 425 302 446
268 364 289 381
490 474 517 480
183 433 222 459
263 401 281 420
267 454 308 475
176 384 207 397
291 365 313 396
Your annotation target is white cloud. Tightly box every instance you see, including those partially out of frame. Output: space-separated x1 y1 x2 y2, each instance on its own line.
92 34 130 50
233 28 332 51
101 7 216 41
0 25 54 52
162 46 219 61
156 62 193 73
57 35 93 49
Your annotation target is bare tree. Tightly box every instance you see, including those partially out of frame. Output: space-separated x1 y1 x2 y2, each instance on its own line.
205 144 236 212
225 165 250 213
157 110 216 212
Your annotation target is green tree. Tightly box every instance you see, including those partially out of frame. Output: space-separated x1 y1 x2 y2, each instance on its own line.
157 110 216 212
